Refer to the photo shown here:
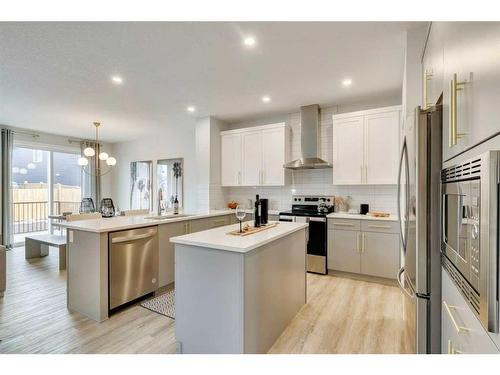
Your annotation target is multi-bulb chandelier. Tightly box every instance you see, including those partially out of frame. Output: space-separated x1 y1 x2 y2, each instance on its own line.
77 122 116 175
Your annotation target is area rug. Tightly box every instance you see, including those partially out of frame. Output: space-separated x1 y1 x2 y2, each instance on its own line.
140 289 175 319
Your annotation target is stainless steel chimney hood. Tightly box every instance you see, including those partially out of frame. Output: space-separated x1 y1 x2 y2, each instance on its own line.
284 104 332 170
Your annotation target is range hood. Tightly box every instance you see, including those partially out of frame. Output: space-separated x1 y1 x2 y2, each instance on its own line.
284 104 333 170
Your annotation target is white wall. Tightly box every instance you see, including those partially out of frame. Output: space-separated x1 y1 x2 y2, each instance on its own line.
223 96 402 214
111 123 197 213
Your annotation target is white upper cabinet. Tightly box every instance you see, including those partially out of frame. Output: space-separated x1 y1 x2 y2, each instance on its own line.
261 127 286 185
332 106 401 185
332 116 364 184
364 111 400 184
220 133 242 186
241 131 262 186
221 123 287 187
423 22 500 161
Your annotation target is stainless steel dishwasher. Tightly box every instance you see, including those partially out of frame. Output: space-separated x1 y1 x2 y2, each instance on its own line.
109 226 159 310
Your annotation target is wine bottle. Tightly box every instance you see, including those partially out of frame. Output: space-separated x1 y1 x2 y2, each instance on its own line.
173 195 179 214
254 194 261 228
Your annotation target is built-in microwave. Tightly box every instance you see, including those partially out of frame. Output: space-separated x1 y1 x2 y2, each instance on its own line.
441 150 500 333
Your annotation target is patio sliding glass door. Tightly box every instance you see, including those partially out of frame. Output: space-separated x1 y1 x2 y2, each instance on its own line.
11 145 82 246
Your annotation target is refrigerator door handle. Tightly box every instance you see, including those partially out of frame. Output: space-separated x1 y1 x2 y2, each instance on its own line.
397 267 416 299
397 140 407 252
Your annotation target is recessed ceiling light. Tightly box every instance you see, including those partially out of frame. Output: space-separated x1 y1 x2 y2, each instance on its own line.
262 96 271 103
243 36 256 47
111 75 123 84
342 78 353 87
187 106 196 113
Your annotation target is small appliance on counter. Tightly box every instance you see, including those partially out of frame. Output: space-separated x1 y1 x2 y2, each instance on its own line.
254 195 268 227
260 199 269 225
100 198 116 218
278 195 334 275
360 204 369 215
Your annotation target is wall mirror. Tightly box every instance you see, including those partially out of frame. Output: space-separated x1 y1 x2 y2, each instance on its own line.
130 160 153 210
157 158 183 211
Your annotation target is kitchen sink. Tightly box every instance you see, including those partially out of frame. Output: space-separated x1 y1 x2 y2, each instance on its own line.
143 214 191 220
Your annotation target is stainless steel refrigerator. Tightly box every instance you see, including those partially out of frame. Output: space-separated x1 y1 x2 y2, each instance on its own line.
397 104 442 354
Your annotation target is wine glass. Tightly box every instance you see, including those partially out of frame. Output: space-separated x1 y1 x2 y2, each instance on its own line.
235 205 246 233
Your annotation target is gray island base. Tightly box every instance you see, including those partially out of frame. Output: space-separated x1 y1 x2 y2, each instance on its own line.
171 222 308 354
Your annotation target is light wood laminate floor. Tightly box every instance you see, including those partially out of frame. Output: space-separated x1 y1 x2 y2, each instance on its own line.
0 247 410 354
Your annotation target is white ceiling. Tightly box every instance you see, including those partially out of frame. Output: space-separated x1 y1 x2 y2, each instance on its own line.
0 22 417 143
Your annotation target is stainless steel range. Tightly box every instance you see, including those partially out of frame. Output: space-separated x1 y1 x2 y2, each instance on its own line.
279 195 334 275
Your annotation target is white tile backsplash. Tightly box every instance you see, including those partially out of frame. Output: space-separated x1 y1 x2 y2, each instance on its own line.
220 104 398 214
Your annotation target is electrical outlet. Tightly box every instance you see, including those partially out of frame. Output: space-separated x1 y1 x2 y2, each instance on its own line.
69 230 74 243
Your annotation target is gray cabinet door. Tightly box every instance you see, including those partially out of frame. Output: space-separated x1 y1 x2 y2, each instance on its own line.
360 232 399 279
209 215 231 228
441 22 500 161
158 221 185 287
329 229 361 274
442 267 499 354
189 218 210 233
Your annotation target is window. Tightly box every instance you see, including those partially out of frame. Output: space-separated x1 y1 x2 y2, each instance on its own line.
157 158 183 210
53 151 82 215
130 161 153 210
12 147 50 243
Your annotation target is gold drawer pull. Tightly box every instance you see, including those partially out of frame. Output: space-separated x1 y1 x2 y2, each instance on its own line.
367 224 392 229
334 223 354 227
213 219 226 224
443 301 470 334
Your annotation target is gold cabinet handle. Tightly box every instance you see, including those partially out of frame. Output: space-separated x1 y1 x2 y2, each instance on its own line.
423 69 433 109
447 340 464 354
443 301 470 334
334 223 355 227
213 219 226 225
449 73 467 147
360 165 364 184
357 232 361 253
362 233 366 253
367 224 392 229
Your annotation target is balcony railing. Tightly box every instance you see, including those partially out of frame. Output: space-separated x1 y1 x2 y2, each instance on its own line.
12 201 80 235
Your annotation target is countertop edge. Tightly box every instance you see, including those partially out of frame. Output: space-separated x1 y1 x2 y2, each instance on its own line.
327 213 399 222
170 222 308 253
60 210 236 233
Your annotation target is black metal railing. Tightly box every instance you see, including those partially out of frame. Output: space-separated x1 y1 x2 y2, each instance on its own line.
12 201 80 235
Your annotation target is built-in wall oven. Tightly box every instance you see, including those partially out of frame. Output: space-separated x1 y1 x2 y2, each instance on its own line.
441 150 500 333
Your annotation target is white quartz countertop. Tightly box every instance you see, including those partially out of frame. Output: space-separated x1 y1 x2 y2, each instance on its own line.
59 210 236 233
170 221 308 253
327 212 399 222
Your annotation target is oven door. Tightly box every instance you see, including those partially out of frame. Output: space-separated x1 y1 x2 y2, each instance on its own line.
307 217 327 274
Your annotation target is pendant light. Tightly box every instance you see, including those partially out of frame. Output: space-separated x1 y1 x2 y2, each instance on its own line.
78 122 117 175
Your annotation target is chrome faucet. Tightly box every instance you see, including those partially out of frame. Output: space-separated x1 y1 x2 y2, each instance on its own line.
157 188 163 216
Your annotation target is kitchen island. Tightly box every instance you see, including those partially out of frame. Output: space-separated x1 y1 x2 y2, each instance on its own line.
170 221 308 354
59 210 239 322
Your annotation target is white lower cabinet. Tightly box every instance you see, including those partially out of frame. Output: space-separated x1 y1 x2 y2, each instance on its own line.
327 218 399 279
441 266 499 354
